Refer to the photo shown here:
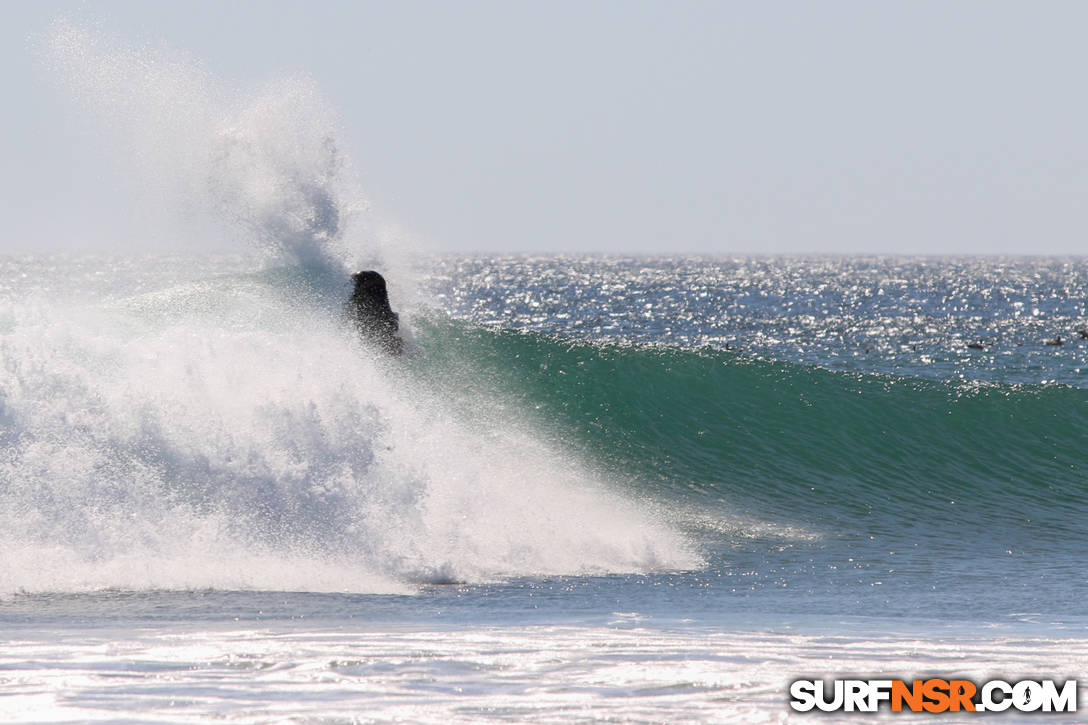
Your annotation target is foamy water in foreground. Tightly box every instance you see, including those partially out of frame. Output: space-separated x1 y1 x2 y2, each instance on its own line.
3 611 1085 724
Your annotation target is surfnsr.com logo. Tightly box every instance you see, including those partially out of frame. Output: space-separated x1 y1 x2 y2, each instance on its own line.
789 678 1078 713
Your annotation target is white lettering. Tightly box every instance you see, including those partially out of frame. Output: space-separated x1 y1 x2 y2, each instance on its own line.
789 680 816 712
1013 680 1043 712
1041 680 1077 712
981 680 1012 712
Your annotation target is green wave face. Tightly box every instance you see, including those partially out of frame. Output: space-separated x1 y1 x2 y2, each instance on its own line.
412 315 1088 545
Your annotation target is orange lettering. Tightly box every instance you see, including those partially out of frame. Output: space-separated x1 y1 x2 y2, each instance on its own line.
892 680 924 712
949 680 976 711
922 679 950 713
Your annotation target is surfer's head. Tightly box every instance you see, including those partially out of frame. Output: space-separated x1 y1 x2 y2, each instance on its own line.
352 270 388 299
351 271 396 321
348 270 403 354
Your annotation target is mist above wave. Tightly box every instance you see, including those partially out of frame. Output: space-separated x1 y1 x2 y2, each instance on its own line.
44 18 378 277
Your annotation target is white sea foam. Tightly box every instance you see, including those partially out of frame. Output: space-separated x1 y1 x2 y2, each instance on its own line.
1 21 698 595
2 620 1084 723
0 254 697 595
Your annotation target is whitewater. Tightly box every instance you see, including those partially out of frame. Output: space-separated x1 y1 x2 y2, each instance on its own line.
1 19 1086 724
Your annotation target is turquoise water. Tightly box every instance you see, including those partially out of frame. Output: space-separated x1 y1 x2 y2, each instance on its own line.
420 255 1088 624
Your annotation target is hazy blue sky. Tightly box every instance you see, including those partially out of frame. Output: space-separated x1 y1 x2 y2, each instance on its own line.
3 1 1087 255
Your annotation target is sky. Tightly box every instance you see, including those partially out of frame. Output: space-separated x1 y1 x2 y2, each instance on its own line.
2 0 1087 256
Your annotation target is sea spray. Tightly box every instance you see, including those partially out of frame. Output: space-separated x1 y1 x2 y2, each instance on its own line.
0 23 698 595
0 254 698 595
44 18 366 277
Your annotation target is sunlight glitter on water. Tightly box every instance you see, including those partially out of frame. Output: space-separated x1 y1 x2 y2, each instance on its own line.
2 623 1085 723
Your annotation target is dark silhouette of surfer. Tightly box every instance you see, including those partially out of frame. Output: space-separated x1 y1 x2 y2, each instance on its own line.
347 271 404 355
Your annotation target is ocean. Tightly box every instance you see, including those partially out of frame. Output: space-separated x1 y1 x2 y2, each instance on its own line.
1 252 1085 723
3 19 1085 723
